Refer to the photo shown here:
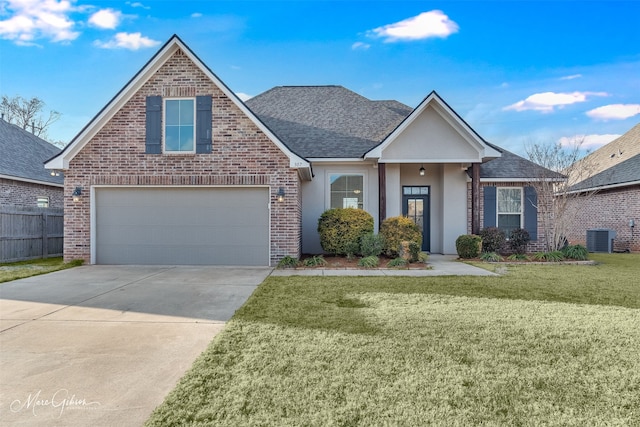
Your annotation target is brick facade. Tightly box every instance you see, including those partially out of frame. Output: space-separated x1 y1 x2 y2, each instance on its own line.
63 48 301 265
565 185 640 252
467 182 550 253
1 177 63 208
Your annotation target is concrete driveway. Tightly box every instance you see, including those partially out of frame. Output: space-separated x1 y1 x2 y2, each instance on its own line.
0 265 271 427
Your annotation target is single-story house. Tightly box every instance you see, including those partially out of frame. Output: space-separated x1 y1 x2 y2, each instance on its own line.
46 35 555 266
566 123 640 252
1 118 64 208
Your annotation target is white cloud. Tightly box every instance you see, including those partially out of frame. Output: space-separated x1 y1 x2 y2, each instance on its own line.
127 1 150 9
88 8 121 29
368 10 459 42
558 134 621 150
94 32 160 50
0 0 80 44
351 41 370 50
191 12 202 18
236 92 252 101
504 91 608 113
586 104 640 120
560 74 582 80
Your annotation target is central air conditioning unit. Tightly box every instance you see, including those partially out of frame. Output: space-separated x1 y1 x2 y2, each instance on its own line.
586 229 617 253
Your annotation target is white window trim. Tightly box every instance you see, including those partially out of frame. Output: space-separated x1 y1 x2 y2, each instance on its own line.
326 172 366 210
163 97 196 154
36 196 49 208
496 186 524 230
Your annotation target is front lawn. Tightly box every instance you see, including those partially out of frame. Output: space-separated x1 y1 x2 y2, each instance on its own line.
0 257 83 284
146 253 640 426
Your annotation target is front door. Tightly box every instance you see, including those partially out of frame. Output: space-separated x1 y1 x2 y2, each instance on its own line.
402 186 430 252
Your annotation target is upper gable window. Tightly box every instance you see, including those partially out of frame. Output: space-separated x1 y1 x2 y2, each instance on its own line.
164 98 195 153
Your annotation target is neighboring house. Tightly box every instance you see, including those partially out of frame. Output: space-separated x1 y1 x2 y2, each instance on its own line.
45 35 556 266
566 123 640 252
0 118 64 208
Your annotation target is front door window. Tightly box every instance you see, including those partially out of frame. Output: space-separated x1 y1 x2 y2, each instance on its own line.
402 186 430 251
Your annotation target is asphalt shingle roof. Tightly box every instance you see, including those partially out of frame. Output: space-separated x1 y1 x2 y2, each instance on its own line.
246 86 410 158
0 119 63 185
570 153 640 191
479 143 566 180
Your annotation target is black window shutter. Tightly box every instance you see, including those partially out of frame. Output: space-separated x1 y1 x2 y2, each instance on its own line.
524 186 538 240
145 96 162 154
196 95 212 154
483 186 497 229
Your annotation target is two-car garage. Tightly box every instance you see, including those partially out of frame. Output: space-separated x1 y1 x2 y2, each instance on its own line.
94 187 270 266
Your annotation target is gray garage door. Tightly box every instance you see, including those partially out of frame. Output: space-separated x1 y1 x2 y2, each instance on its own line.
95 187 269 265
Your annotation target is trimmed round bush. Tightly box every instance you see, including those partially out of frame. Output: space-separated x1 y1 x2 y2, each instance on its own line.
479 227 506 253
456 234 482 259
317 208 374 256
380 216 422 257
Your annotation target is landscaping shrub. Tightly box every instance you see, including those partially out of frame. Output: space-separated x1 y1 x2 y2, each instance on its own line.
533 251 565 262
507 253 529 261
277 255 299 269
380 216 422 257
302 255 327 267
562 244 589 261
455 234 482 259
387 257 408 268
509 228 531 254
318 208 374 256
358 256 379 268
360 233 385 257
480 252 503 262
479 227 506 253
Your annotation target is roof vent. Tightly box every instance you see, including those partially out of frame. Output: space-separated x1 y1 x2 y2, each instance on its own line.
586 229 616 253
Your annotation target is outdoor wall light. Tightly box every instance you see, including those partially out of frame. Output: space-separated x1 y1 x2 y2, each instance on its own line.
419 165 425 176
72 187 82 202
50 170 60 177
276 187 285 203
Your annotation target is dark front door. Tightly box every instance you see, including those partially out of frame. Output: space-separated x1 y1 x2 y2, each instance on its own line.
402 186 430 252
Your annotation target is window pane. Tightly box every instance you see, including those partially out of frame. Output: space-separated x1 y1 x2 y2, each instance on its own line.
403 187 412 195
498 188 522 213
420 187 429 195
165 100 180 125
498 214 521 235
165 126 180 151
180 125 194 151
330 174 363 209
179 100 194 124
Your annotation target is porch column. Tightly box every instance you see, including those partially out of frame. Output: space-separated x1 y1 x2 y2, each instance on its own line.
471 162 480 234
378 163 386 228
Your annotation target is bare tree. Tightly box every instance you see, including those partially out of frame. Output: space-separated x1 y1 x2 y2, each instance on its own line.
526 137 601 252
0 95 61 140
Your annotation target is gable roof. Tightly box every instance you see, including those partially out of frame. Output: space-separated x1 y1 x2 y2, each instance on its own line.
45 35 310 176
569 153 640 192
0 119 63 187
245 86 410 158
364 91 501 161
569 122 640 189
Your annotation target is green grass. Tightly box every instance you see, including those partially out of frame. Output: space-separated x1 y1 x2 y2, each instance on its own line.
0 257 83 283
146 253 640 426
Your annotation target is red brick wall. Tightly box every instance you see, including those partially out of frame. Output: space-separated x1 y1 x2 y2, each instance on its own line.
63 48 301 265
565 185 640 252
1 178 63 208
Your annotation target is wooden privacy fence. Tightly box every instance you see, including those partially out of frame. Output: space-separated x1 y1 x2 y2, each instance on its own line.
0 207 64 263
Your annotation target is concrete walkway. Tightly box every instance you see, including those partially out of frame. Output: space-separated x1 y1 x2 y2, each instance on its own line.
270 254 497 276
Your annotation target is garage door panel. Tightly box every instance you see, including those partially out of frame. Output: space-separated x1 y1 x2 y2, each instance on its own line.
95 188 269 266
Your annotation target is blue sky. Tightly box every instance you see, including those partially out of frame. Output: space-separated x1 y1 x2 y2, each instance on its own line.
1 0 639 156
